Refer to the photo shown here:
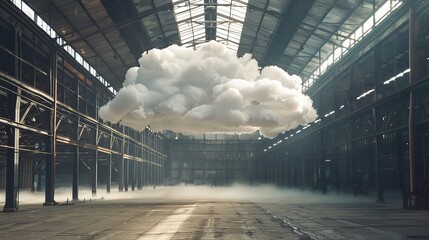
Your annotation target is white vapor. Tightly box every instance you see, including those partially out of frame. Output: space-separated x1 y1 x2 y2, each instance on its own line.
0 185 373 205
99 41 317 138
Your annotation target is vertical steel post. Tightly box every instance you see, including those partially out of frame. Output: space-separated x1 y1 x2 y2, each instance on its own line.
124 159 129 191
3 87 20 212
131 160 135 191
107 131 113 193
73 145 79 201
119 128 125 192
408 4 416 196
321 160 327 194
352 141 357 195
44 49 57 206
124 132 129 191
5 12 23 211
320 133 327 195
91 149 98 196
107 153 112 193
373 107 384 203
92 123 99 195
137 161 142 189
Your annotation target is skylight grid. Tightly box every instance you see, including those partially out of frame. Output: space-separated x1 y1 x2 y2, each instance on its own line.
9 0 117 95
173 0 208 49
172 0 248 52
303 0 403 91
217 28 229 38
216 0 248 51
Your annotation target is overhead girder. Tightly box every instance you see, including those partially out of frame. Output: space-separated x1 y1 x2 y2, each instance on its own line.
262 0 315 66
101 0 154 59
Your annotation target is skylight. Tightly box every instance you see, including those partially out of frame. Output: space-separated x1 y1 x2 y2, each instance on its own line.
9 0 117 95
303 0 403 91
172 0 248 52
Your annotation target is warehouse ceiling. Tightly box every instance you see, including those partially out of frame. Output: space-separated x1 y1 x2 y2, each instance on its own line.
26 0 389 91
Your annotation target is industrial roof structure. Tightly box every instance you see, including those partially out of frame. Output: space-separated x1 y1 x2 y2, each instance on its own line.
21 0 402 92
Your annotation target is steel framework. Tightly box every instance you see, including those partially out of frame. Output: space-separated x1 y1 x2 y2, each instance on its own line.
262 1 429 209
0 1 166 212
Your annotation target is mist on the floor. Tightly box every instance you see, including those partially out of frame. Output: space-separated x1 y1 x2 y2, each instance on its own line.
0 184 373 205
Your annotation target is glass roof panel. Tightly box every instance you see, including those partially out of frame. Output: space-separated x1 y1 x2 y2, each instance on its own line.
172 0 248 52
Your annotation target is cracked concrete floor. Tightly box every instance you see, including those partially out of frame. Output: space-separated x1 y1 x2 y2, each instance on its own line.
1 199 428 239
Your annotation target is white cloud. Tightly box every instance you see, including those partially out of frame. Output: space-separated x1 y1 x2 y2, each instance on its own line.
99 41 317 138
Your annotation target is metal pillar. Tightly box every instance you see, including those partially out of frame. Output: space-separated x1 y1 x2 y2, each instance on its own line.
373 107 385 203
137 161 142 190
142 162 146 187
158 164 161 185
321 154 327 195
107 153 112 193
107 132 113 193
301 149 306 189
161 159 164 186
131 160 136 191
352 142 358 195
44 127 55 204
73 146 79 201
124 159 129 191
408 3 416 199
3 87 20 212
150 163 153 186
334 152 340 193
91 150 98 196
44 49 57 206
119 131 125 192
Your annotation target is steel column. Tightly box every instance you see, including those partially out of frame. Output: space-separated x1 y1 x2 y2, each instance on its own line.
107 131 113 193
124 159 129 191
352 142 357 195
73 146 79 201
137 161 142 190
160 153 163 185
408 3 416 198
301 149 306 189
44 49 57 206
91 149 98 196
334 151 340 193
373 107 385 203
142 162 146 187
131 160 136 191
119 129 125 192
320 134 327 194
107 153 112 193
3 87 20 212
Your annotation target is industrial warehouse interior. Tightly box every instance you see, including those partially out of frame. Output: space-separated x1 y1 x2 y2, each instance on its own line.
1 0 429 239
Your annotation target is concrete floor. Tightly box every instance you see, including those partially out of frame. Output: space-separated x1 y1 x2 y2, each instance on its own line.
1 197 429 240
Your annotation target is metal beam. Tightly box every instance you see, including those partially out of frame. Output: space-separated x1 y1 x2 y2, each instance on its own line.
77 0 129 69
50 2 123 89
262 0 315 66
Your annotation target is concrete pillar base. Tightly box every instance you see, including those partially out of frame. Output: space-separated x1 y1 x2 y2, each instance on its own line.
43 201 57 206
3 207 18 212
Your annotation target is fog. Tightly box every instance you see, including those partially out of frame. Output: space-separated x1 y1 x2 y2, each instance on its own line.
0 184 372 205
99 41 317 138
